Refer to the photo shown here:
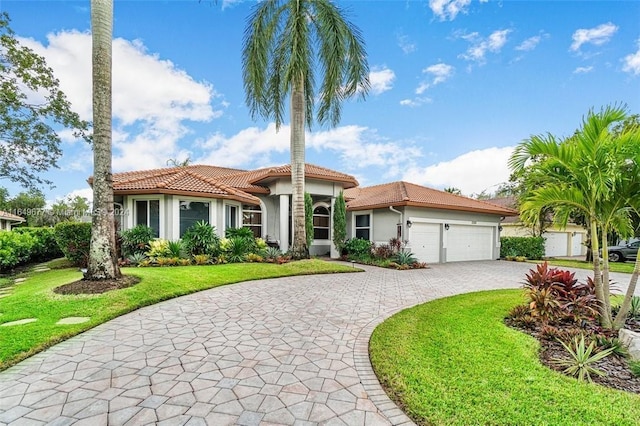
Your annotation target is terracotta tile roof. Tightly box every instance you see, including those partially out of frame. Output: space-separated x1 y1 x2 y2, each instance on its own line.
345 181 519 216
244 163 359 188
109 165 262 205
0 210 26 222
485 196 520 223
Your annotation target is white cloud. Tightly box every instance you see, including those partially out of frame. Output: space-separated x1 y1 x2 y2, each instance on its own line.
18 31 223 172
516 35 541 51
196 123 289 168
429 0 472 21
196 124 423 180
402 146 515 195
400 97 432 107
396 33 417 54
570 22 618 51
415 62 454 95
573 66 594 74
459 29 511 64
369 66 396 95
622 39 640 75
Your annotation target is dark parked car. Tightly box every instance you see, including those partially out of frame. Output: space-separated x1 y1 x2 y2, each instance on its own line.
607 240 640 262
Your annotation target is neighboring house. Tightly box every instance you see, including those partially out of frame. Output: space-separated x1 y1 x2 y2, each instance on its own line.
0 210 26 231
487 196 587 257
100 164 518 262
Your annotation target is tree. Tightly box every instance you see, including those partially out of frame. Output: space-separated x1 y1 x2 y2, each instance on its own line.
509 104 640 329
3 189 46 226
443 187 462 195
86 0 120 280
304 192 313 249
0 13 89 190
332 190 347 256
242 0 369 259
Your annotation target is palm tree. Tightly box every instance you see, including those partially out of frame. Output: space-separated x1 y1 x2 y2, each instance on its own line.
509 104 640 329
86 0 120 280
242 0 369 259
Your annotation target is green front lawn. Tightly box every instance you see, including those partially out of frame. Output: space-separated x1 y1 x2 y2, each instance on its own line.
370 290 640 426
0 259 357 370
541 258 635 274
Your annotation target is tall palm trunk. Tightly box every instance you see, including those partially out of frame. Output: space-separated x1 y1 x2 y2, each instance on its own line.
289 74 308 259
86 0 120 280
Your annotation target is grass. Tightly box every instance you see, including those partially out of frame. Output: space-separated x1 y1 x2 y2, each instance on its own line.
539 258 635 274
370 289 640 426
0 258 358 370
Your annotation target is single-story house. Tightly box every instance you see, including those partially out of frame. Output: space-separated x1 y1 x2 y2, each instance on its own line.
0 210 26 231
102 164 518 263
486 196 587 258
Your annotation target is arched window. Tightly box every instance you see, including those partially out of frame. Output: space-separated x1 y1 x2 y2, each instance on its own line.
313 205 330 240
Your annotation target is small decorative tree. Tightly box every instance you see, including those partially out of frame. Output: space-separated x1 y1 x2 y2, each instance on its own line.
305 192 314 250
332 191 347 257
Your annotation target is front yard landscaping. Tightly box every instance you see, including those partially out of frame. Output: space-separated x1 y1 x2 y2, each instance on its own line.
0 258 357 371
370 289 640 426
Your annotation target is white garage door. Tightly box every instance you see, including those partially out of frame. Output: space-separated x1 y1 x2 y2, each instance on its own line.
409 223 441 263
544 232 568 257
447 225 494 262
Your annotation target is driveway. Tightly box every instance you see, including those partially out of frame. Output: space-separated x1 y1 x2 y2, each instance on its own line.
0 261 637 426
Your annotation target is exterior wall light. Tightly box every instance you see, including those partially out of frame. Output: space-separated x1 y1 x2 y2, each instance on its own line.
406 220 412 228
444 223 450 230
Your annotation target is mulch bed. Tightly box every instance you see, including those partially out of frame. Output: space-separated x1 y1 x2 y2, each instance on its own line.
54 275 140 295
506 317 640 394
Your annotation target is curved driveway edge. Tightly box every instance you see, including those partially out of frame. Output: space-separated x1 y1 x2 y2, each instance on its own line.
0 261 636 425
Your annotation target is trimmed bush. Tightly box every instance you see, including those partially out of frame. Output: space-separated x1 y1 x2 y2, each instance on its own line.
500 236 545 260
0 230 35 271
13 227 62 261
54 222 91 267
344 238 373 259
120 225 155 257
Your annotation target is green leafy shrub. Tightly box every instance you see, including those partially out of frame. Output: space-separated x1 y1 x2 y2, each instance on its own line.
630 296 640 318
630 361 640 377
13 227 62 261
224 227 254 239
120 225 155 257
126 252 147 266
167 240 186 258
53 222 91 267
147 239 171 258
224 236 254 263
183 221 220 256
0 230 35 271
344 238 372 259
500 236 545 260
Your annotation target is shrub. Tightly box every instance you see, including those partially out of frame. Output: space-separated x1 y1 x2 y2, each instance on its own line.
13 227 62 261
193 254 211 265
344 238 372 258
332 191 347 253
183 221 220 256
120 225 155 257
630 296 640 318
147 239 171 258
126 252 147 266
0 230 35 271
630 361 640 377
373 244 394 259
224 227 254 239
167 240 186 258
500 236 545 260
54 222 91 267
224 236 254 263
264 246 281 262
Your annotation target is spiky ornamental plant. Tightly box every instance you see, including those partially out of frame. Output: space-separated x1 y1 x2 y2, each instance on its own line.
553 334 615 382
242 0 370 259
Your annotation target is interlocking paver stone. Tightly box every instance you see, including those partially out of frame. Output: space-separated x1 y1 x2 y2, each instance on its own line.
1 262 637 425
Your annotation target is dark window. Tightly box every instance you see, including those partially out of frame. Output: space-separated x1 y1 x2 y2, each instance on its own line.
355 214 371 240
313 206 330 240
225 205 238 229
180 201 209 236
243 204 262 238
135 200 160 237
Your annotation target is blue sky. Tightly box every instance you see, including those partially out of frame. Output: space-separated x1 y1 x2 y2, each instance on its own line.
1 0 639 203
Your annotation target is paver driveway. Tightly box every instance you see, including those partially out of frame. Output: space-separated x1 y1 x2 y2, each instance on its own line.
0 261 636 425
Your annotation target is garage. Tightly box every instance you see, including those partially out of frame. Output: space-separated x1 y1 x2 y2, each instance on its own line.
409 223 441 263
446 225 494 262
544 232 569 257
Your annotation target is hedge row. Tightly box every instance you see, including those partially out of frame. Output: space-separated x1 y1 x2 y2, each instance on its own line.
500 236 545 260
0 223 92 272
